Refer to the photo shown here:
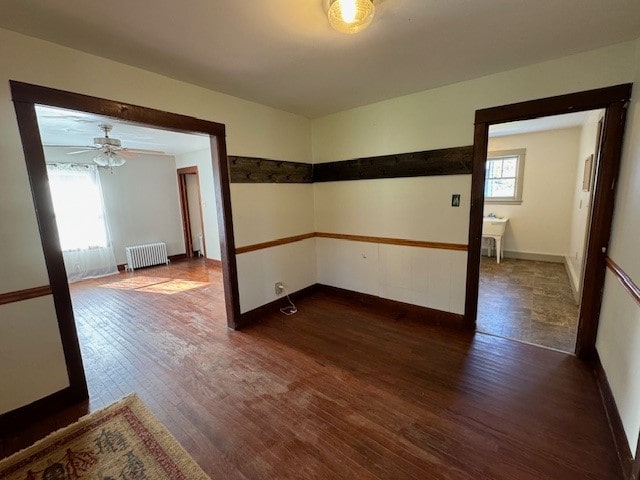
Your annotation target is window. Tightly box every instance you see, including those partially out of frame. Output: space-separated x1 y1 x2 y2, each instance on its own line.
47 165 109 251
484 149 526 204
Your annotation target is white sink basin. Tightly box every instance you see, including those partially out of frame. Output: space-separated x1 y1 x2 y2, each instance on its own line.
482 217 508 236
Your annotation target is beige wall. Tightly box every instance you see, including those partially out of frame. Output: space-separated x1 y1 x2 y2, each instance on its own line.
99 154 185 264
485 128 581 257
596 38 640 457
232 183 316 312
185 175 204 250
567 111 604 291
311 41 635 316
175 149 221 261
0 27 311 414
311 42 636 163
2 22 638 439
43 148 186 265
314 176 470 314
175 150 318 313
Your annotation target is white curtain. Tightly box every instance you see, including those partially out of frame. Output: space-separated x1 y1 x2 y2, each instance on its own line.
47 164 118 283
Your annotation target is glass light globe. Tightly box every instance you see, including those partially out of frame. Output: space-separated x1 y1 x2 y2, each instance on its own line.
328 0 375 34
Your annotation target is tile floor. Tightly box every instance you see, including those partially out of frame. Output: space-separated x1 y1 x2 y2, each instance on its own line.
477 256 579 352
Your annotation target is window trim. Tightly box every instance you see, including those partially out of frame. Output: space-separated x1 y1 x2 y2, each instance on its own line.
484 148 526 204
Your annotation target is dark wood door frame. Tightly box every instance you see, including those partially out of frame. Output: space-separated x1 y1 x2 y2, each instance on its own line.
177 166 207 258
465 84 632 359
9 81 243 409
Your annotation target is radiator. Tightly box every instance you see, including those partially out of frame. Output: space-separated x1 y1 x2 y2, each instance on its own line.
125 242 169 271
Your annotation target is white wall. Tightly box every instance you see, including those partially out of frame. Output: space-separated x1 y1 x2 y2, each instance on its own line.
0 27 311 415
101 155 184 264
596 38 640 457
232 183 316 313
485 128 581 257
314 175 470 314
1 23 638 421
43 148 185 265
567 111 604 291
311 42 634 316
175 149 221 261
312 42 636 163
175 152 318 313
186 175 203 250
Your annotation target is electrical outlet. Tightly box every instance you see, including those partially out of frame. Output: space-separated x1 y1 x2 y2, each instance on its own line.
275 282 285 295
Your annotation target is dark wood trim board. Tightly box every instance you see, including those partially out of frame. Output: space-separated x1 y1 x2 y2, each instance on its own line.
465 83 633 360
229 156 313 183
0 386 87 436
227 146 473 185
606 257 640 306
475 84 633 124
236 283 466 330
634 433 640 480
8 80 241 424
235 232 467 255
312 145 473 182
10 82 226 137
237 284 319 328
235 233 316 254
316 284 467 329
177 171 194 257
12 99 89 406
0 285 52 306
205 258 222 268
593 351 634 480
315 232 468 251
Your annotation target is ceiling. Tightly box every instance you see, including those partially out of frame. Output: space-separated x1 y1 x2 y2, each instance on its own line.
2 1 640 118
489 111 601 138
36 106 210 156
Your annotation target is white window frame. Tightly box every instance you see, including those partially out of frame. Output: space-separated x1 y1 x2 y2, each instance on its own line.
484 148 526 204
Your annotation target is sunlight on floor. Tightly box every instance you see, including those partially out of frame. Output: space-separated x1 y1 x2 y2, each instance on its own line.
100 276 208 294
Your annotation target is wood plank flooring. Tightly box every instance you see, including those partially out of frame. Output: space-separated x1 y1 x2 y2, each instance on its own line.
0 260 621 479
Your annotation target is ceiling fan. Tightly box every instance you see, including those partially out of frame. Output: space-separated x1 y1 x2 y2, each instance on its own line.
66 123 165 168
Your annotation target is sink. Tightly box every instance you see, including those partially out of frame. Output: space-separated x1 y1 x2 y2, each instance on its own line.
482 217 508 236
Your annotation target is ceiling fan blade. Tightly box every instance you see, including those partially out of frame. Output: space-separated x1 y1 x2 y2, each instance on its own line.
124 148 166 155
67 149 98 155
44 145 96 148
117 150 138 158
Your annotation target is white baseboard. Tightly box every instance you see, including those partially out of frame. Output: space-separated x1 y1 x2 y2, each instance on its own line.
564 256 581 304
481 248 564 263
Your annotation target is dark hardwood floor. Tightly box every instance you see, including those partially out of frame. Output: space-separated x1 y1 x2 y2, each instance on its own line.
1 260 621 479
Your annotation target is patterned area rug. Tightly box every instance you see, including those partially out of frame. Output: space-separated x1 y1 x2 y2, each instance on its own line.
0 395 210 480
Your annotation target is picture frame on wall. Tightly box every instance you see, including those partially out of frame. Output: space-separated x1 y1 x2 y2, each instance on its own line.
582 154 594 192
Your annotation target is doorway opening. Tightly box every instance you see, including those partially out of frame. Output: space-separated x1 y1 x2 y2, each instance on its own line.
476 110 604 352
10 81 241 405
465 84 632 359
178 166 207 258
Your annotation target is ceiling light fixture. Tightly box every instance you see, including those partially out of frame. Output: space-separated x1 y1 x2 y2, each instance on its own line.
328 0 375 34
93 151 126 168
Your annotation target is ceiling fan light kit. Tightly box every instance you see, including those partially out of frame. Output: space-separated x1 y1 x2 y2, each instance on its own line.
328 0 375 34
93 151 127 168
64 123 164 169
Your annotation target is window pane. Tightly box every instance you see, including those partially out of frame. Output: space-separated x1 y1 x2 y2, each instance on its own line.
485 178 516 198
486 159 502 179
48 169 108 251
501 158 517 177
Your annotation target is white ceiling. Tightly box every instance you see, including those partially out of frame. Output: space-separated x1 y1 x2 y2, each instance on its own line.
489 111 601 138
35 106 210 155
2 1 640 118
